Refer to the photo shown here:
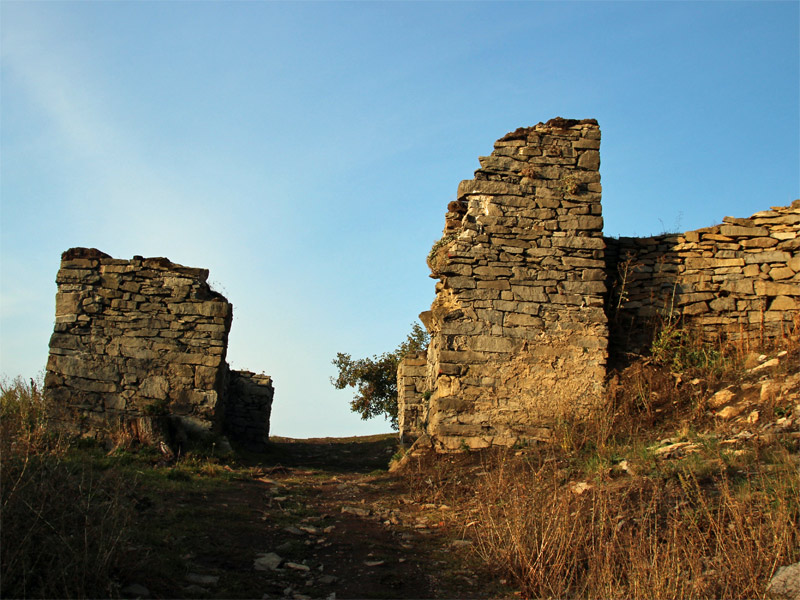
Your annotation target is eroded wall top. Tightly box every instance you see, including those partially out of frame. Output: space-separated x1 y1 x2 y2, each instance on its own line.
420 118 609 450
45 248 233 434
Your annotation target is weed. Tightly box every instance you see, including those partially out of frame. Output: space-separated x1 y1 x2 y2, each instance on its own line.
427 233 457 272
399 349 800 599
1 377 138 598
142 397 169 416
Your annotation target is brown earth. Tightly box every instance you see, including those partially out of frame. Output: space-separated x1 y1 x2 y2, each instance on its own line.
122 435 513 600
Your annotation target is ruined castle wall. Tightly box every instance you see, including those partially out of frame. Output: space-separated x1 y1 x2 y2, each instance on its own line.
397 352 427 441
44 248 272 444
225 370 274 450
421 119 608 451
606 201 800 351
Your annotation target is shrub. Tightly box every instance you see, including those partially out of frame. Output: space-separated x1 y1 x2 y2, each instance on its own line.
331 323 429 429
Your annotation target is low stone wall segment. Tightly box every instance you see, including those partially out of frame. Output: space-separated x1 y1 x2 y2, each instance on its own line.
225 370 274 450
606 201 800 352
397 352 427 441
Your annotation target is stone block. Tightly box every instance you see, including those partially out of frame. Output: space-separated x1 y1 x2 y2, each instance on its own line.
682 302 709 315
744 251 791 264
709 297 736 312
446 276 477 290
740 237 778 248
769 267 795 280
577 150 600 170
755 281 799 296
685 257 745 269
719 225 768 237
55 293 83 316
720 279 754 295
551 236 605 250
457 179 524 199
512 286 548 303
472 336 516 353
141 376 169 400
561 281 606 294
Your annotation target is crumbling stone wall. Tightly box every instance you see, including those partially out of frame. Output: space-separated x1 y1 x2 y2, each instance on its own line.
417 118 608 450
225 371 274 450
399 119 799 450
396 352 427 441
44 248 273 447
606 201 800 351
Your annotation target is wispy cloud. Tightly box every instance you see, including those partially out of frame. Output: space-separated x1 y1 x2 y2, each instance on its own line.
2 13 222 262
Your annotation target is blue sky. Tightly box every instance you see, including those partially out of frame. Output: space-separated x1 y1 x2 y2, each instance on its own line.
1 1 798 437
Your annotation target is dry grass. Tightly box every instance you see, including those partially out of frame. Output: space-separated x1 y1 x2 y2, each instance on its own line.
0 377 137 598
463 449 798 599
400 336 800 599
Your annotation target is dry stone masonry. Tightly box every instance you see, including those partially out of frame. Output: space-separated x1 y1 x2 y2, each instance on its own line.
607 201 800 351
396 351 428 441
416 118 609 451
399 119 799 451
44 248 273 449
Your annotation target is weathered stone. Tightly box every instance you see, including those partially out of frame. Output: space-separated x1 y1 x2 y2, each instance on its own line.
708 388 735 408
43 249 272 449
768 561 800 600
399 123 799 453
719 225 768 237
140 376 169 399
744 250 791 264
254 553 283 572
577 150 600 170
740 237 778 248
770 296 799 310
769 267 795 280
755 280 799 296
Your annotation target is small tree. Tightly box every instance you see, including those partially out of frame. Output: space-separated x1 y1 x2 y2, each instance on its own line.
331 323 429 430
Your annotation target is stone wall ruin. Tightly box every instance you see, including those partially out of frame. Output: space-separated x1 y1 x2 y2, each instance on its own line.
417 118 609 451
44 248 273 450
399 119 800 451
606 202 800 352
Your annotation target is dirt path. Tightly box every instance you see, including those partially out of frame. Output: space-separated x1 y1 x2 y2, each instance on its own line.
126 435 508 600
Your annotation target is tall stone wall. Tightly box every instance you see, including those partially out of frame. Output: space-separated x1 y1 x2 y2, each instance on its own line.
418 118 608 450
44 248 273 447
606 201 800 351
399 119 799 451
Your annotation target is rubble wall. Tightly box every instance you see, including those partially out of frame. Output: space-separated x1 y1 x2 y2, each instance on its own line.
419 118 608 450
606 201 800 352
397 352 428 441
225 370 274 450
44 248 272 446
400 119 798 449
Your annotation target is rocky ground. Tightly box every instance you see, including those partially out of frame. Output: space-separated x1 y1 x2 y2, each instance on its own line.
120 435 512 600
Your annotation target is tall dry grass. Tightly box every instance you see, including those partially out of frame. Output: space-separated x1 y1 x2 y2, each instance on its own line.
1 377 136 598
401 337 800 599
467 450 798 599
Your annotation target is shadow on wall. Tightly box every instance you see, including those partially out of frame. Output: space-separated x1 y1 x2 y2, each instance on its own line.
606 201 800 357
